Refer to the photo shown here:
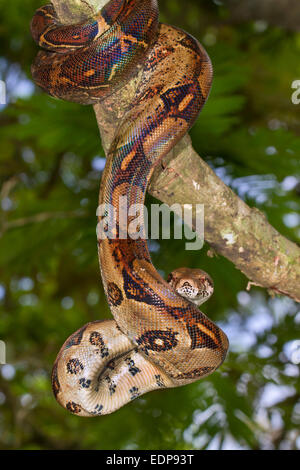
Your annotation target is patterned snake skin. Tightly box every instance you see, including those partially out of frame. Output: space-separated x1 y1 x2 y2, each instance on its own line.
31 0 229 416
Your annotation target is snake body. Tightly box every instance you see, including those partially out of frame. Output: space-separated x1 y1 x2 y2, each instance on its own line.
31 0 229 416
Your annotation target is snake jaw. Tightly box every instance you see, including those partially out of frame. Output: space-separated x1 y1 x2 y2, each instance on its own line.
167 268 214 306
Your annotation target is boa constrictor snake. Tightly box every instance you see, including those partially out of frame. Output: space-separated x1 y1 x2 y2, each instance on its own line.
31 0 229 416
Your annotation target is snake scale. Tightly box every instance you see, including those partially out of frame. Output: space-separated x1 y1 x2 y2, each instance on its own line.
31 0 229 416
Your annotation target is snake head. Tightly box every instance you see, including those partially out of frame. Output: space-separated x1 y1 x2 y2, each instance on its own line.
167 267 214 306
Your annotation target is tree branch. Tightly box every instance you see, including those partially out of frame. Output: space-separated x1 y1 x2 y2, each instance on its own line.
50 0 300 303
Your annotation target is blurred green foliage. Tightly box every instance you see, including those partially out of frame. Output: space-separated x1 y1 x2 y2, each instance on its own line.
0 0 299 450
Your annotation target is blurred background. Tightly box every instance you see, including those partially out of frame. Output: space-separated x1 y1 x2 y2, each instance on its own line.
0 0 299 450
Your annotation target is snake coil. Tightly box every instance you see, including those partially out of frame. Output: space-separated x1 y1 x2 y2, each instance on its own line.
31 0 229 416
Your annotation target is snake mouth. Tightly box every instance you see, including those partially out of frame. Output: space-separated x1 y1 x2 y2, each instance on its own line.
174 278 214 306
167 268 215 306
176 282 199 301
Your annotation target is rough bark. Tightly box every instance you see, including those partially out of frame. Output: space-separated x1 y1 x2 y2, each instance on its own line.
50 0 300 303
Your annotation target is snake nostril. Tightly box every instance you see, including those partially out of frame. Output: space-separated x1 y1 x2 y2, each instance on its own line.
182 281 192 288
